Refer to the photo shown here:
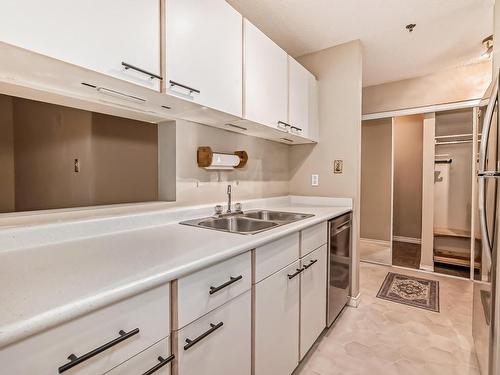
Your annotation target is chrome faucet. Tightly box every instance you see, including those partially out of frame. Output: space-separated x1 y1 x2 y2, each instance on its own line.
227 184 232 213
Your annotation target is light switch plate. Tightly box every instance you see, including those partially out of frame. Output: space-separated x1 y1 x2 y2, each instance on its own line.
334 160 343 174
311 174 319 186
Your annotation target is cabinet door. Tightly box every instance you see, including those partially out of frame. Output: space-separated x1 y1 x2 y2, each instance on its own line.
254 260 300 375
288 57 309 137
177 291 251 375
0 0 161 91
307 74 320 141
244 19 288 130
300 244 327 359
166 0 242 116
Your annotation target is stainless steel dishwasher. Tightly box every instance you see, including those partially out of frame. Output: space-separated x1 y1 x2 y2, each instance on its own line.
327 212 352 326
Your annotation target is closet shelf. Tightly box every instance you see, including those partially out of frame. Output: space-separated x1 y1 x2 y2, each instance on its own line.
434 249 480 269
434 228 470 238
434 227 481 239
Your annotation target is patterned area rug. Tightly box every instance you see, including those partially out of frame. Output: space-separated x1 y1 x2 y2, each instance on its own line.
377 272 439 312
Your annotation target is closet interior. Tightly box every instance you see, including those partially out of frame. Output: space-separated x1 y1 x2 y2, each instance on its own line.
433 109 478 278
360 107 479 280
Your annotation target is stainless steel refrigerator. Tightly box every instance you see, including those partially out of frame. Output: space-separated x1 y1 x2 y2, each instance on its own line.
474 73 500 375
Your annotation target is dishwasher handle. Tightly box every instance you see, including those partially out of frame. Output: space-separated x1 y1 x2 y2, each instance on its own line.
332 223 350 236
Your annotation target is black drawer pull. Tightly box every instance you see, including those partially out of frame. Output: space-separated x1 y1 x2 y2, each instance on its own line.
303 259 318 270
58 328 139 373
287 268 303 279
290 125 302 131
121 62 163 80
142 354 175 375
169 80 201 94
209 275 243 295
184 322 223 351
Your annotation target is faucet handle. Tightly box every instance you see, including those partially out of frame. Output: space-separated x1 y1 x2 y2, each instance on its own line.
214 205 223 215
234 203 242 212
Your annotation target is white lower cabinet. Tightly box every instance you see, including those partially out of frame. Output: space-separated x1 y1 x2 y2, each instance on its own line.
0 284 170 375
300 244 327 359
176 291 251 375
254 260 300 375
105 338 172 375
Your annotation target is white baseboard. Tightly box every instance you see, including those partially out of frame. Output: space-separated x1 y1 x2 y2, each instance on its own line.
347 293 361 308
393 236 421 244
360 238 391 247
419 264 434 272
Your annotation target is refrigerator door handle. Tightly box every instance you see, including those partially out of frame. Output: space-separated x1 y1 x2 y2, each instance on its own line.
478 78 498 173
478 79 498 264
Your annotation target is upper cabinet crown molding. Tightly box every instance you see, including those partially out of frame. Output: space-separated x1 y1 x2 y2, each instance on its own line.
165 0 243 117
0 0 162 91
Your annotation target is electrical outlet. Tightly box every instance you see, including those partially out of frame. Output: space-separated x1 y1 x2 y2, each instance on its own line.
311 174 319 186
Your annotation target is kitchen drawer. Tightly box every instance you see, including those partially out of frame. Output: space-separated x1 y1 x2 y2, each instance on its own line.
0 283 170 375
105 338 172 375
254 233 300 283
176 251 251 329
301 222 327 257
176 291 251 375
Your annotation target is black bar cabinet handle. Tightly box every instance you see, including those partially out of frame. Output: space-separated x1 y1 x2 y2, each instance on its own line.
169 80 201 94
291 125 303 131
142 354 175 375
184 322 223 351
303 259 318 270
209 275 243 295
278 121 291 127
121 62 163 80
58 328 140 373
287 268 303 279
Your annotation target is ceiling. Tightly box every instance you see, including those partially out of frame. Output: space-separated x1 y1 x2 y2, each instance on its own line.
227 0 494 87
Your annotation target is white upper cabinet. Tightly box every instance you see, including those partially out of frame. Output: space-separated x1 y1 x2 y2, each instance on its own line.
288 57 309 137
0 0 162 91
244 19 288 131
308 74 320 141
165 0 243 117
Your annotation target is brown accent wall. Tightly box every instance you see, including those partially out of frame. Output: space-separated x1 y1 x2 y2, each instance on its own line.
360 118 392 241
2 97 158 213
0 95 15 212
91 113 158 205
393 115 423 239
363 61 491 115
13 98 93 211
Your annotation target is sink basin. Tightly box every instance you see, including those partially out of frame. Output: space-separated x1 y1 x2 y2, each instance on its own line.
179 209 314 235
242 210 313 222
197 217 279 234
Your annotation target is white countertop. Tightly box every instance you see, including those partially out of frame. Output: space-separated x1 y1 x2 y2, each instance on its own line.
0 196 351 348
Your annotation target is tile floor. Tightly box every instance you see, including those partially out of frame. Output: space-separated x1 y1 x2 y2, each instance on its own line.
296 262 479 375
360 240 391 265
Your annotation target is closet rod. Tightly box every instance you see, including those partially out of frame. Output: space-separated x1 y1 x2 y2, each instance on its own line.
435 159 452 164
435 133 481 139
435 140 477 145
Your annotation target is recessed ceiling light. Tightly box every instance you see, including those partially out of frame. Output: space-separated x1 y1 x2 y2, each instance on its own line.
405 24 416 33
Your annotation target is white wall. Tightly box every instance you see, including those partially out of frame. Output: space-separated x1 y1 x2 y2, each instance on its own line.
289 40 363 299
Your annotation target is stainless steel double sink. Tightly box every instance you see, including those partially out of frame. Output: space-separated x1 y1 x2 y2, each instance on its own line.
180 210 314 235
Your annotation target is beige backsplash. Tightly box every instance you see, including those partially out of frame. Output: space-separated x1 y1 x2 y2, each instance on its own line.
166 119 290 206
